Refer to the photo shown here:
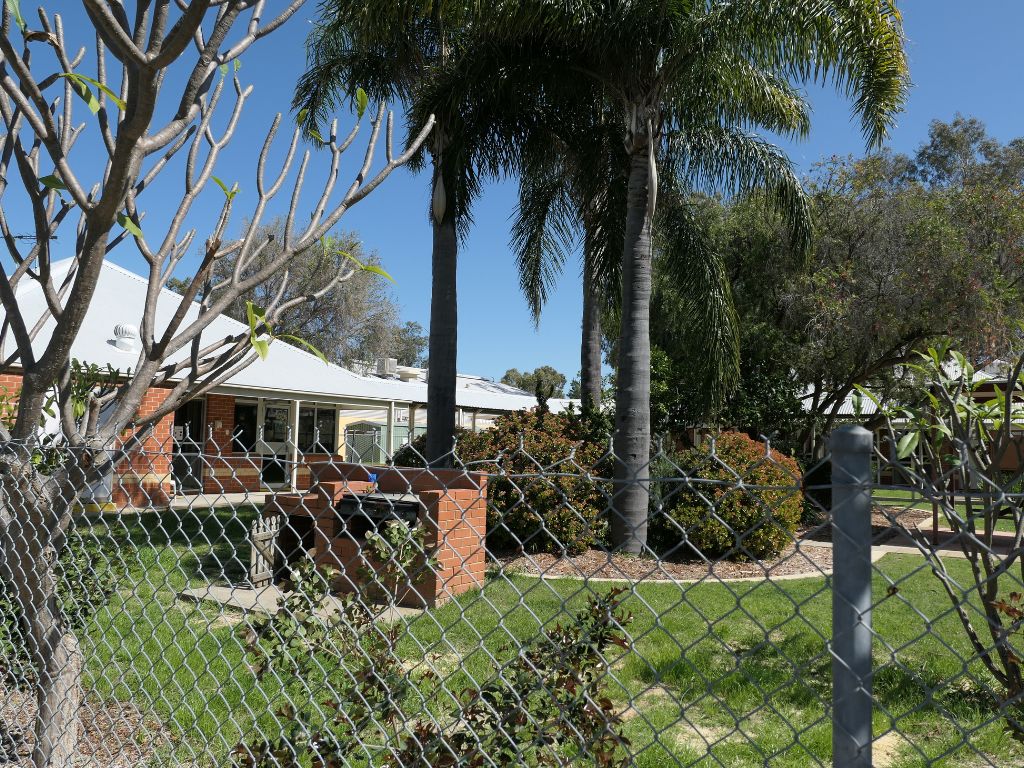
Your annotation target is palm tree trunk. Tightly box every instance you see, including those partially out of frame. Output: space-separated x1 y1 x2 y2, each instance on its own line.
581 231 603 412
611 145 655 553
425 159 459 469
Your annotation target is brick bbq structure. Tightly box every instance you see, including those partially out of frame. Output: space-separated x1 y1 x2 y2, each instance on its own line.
261 462 487 608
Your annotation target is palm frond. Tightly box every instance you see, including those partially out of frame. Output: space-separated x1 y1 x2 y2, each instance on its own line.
665 122 813 252
668 55 812 140
511 153 578 322
705 0 909 147
655 190 741 414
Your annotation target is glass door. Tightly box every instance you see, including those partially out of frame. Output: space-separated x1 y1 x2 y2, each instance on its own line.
172 399 206 491
260 402 291 486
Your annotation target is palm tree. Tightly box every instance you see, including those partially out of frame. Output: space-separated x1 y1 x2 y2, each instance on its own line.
295 2 500 468
488 0 908 552
511 108 627 412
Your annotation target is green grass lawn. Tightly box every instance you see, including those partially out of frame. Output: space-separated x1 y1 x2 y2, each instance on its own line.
73 509 1024 767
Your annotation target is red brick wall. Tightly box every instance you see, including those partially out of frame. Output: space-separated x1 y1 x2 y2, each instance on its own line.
112 387 175 509
205 394 236 453
201 393 265 494
0 372 22 391
0 372 21 426
0 371 176 509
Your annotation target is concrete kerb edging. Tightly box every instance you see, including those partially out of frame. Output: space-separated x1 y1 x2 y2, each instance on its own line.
496 567 835 586
497 537 956 586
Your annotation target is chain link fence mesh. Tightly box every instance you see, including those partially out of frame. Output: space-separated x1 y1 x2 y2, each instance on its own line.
1 424 1023 767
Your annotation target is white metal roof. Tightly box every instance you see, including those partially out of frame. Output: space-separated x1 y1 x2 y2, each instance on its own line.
3 259 576 413
800 386 880 417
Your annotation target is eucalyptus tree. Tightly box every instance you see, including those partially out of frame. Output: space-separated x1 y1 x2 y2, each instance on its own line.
0 3 428 764
489 0 908 553
295 1 512 467
168 222 412 368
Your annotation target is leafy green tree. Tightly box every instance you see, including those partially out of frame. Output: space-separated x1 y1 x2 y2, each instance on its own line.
652 117 1024 456
491 0 907 552
914 113 1024 188
391 321 429 367
501 366 568 399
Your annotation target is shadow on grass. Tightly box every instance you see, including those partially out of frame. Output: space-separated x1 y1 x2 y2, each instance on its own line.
76 505 259 588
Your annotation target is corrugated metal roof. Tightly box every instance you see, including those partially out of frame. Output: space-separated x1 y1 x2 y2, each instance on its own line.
3 259 576 413
800 386 880 417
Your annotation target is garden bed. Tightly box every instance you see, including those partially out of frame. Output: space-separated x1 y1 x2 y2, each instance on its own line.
801 505 932 544
492 542 834 582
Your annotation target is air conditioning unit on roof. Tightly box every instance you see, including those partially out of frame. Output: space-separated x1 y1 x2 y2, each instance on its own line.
376 357 399 377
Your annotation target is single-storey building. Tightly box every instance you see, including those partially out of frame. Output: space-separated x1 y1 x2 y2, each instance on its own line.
2 259 575 508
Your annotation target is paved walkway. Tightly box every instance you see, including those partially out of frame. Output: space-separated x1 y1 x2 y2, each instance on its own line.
170 492 271 510
177 584 422 622
801 524 1020 561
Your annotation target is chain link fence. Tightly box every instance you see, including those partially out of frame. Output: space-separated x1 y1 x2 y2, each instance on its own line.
2 423 1023 767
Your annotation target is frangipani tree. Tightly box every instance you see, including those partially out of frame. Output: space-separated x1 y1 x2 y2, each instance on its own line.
0 3 430 765
866 343 1024 739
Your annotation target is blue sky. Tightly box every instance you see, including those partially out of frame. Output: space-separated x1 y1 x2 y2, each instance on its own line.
20 2 1024 383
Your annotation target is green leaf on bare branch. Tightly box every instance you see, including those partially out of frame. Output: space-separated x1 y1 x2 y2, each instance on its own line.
117 213 142 238
278 334 328 365
212 176 240 201
39 174 66 192
246 301 325 364
895 431 919 460
59 72 126 113
5 0 26 34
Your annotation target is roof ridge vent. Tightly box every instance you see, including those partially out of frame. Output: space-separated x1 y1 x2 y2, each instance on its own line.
112 322 140 353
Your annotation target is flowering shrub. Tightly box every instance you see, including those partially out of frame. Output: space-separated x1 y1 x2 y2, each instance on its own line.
394 409 611 555
656 432 803 561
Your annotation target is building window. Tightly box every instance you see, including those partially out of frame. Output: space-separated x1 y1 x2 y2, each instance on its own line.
263 403 291 443
233 401 258 452
299 405 337 453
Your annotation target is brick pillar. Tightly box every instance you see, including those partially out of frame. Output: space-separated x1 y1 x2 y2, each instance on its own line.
420 488 487 604
202 394 261 494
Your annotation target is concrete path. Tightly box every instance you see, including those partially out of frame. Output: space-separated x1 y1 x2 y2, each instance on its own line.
801 525 1020 561
177 583 422 623
170 492 271 510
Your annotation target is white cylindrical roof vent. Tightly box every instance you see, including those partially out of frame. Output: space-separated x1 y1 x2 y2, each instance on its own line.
113 323 140 352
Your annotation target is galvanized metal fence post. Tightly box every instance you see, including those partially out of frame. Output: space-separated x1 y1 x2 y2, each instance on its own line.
830 424 874 768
